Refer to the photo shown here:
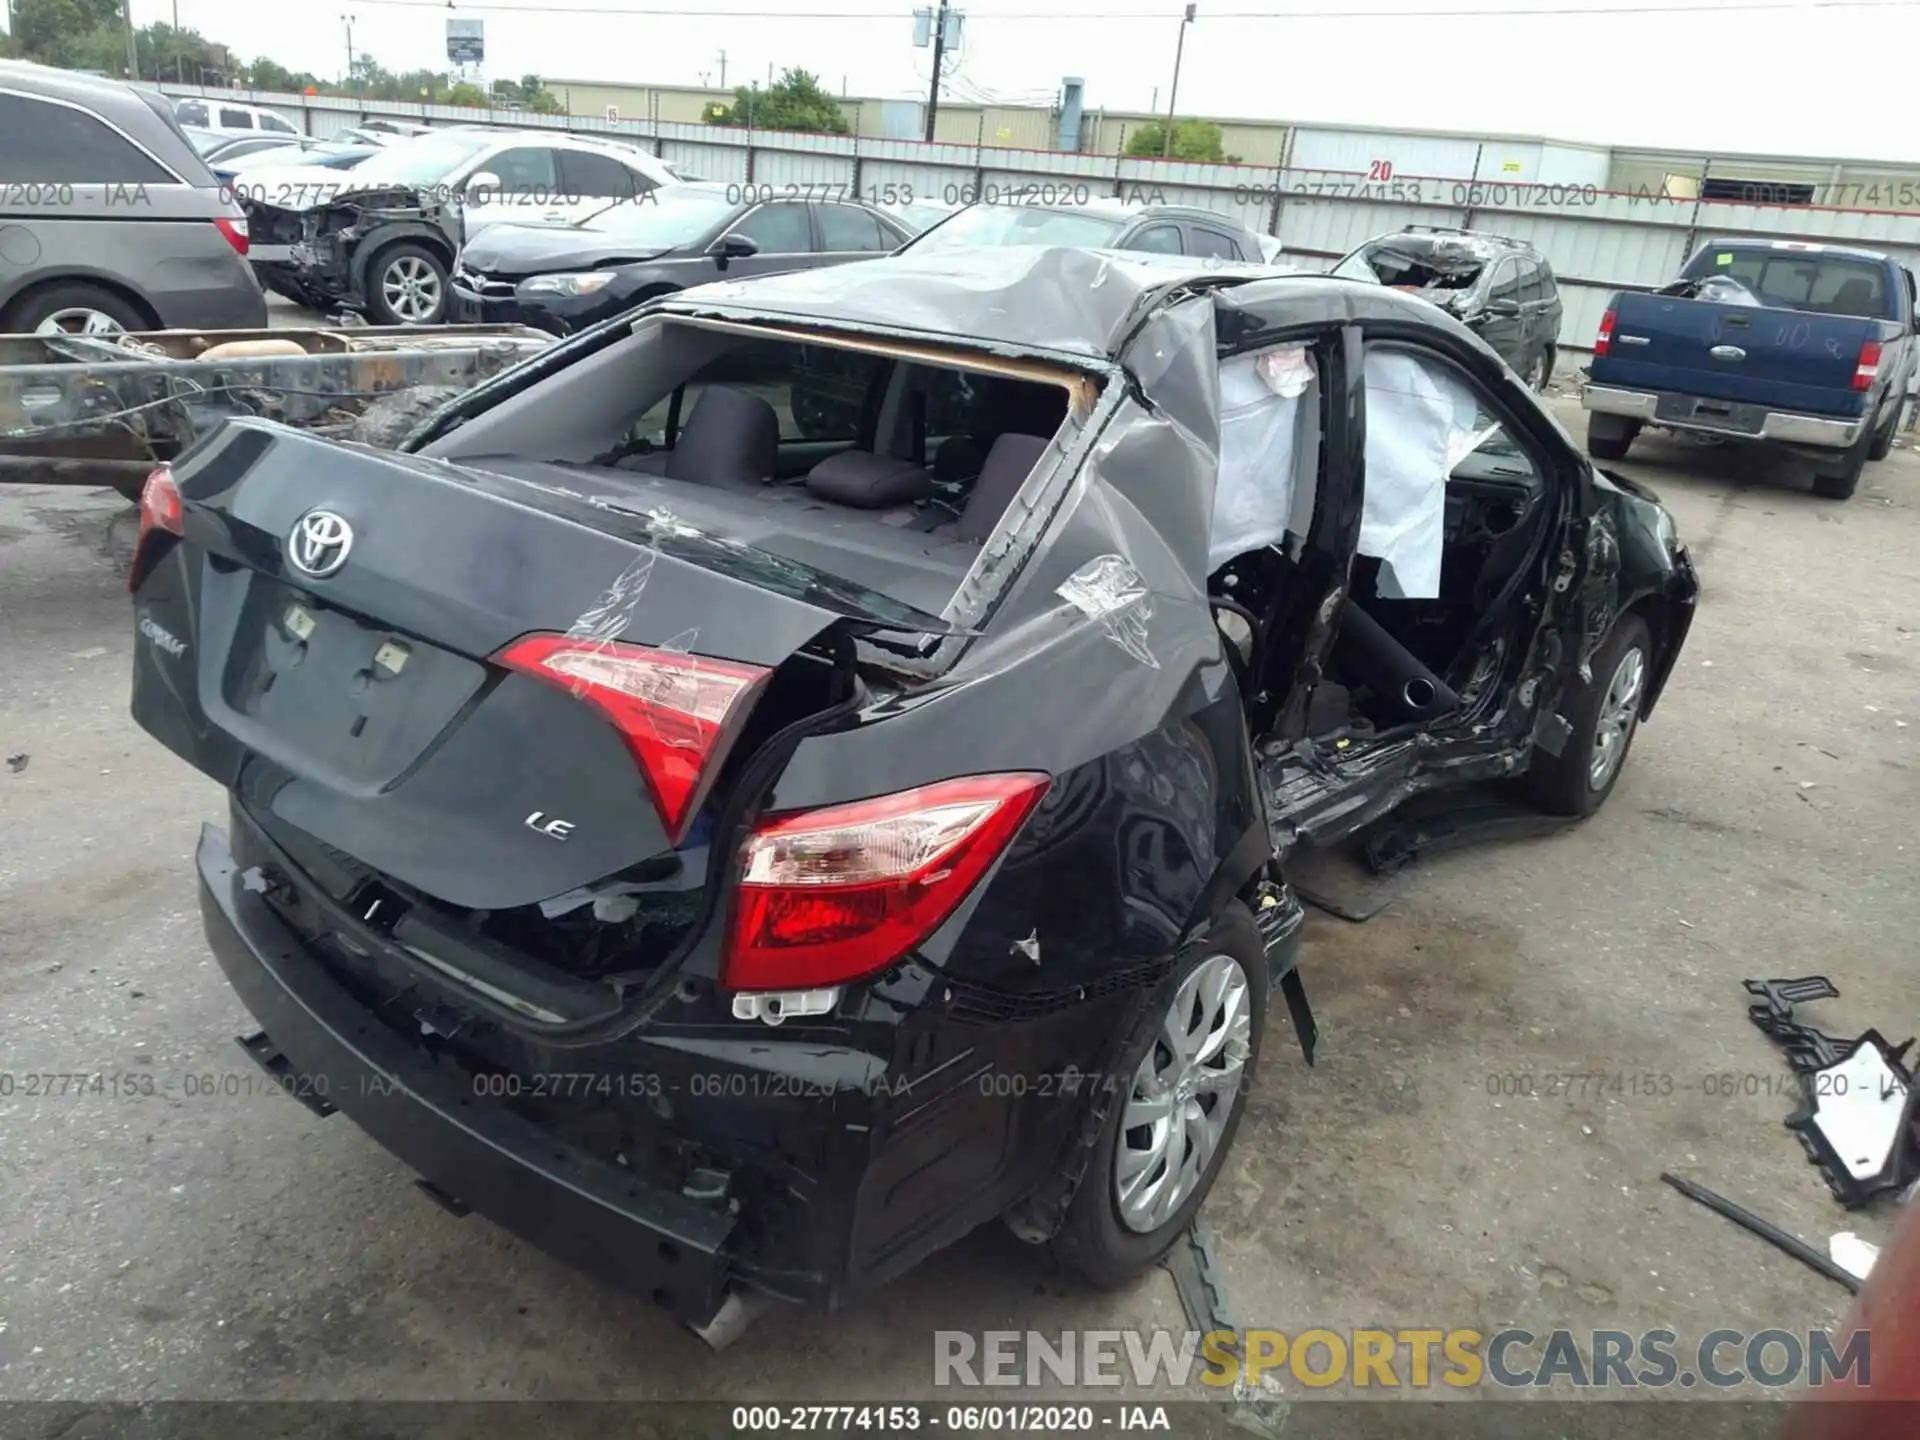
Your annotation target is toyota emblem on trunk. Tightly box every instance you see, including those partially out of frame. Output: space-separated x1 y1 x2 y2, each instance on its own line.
287 510 354 578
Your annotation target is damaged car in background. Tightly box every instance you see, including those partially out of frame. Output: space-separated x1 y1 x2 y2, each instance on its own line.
1333 227 1565 389
127 247 1697 1339
238 129 682 324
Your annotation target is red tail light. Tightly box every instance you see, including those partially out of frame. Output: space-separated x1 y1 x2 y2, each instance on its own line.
499 634 769 841
722 773 1051 993
127 465 182 592
1594 308 1616 357
1854 339 1882 392
213 216 249 256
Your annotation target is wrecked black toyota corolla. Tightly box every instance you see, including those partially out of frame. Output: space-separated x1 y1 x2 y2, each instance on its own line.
128 247 1697 1334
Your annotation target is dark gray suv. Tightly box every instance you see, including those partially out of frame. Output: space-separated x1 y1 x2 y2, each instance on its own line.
1332 227 1565 390
0 63 266 335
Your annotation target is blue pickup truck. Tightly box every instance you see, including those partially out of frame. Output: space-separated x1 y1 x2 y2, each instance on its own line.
1582 240 1918 499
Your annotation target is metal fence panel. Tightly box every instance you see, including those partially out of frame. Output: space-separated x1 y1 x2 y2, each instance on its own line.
661 139 747 183
858 160 978 207
977 166 1111 202
1290 126 1481 181
160 85 1920 353
1554 285 1614 357
750 148 857 190
1276 199 1469 260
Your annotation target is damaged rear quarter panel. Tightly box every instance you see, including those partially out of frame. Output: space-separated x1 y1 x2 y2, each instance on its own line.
1590 467 1699 715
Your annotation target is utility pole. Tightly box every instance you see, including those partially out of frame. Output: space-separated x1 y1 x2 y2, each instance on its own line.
1162 3 1195 158
340 14 355 87
923 0 950 143
121 0 139 80
717 49 728 87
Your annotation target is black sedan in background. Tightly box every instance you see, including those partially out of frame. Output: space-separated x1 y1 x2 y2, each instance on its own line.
451 184 913 334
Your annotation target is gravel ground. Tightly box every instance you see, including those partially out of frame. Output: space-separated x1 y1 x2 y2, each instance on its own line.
0 384 1913 1418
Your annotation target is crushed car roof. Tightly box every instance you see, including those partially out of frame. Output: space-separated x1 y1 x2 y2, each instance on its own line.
665 245 1303 361
1362 230 1530 263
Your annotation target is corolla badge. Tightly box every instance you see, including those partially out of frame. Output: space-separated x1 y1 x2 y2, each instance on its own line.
287 509 354 578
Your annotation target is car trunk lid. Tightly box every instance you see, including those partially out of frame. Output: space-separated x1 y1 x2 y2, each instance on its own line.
131 420 953 993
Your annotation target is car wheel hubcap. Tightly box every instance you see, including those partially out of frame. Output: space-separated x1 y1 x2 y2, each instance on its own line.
1114 953 1251 1234
1588 646 1645 790
1529 355 1547 389
35 308 126 336
383 256 441 321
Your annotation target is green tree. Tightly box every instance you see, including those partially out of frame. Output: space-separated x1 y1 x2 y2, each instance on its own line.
61 24 136 76
8 0 119 66
246 57 321 93
705 68 848 134
347 52 387 94
445 81 487 108
519 74 565 113
1124 119 1239 164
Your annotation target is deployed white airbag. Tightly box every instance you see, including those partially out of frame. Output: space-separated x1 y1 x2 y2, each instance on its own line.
1361 348 1486 600
1210 345 1317 571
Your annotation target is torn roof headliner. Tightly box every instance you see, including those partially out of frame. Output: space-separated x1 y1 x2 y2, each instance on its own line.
656 246 1285 362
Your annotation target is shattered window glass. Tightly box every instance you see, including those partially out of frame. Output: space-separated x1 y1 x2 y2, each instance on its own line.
1360 243 1484 293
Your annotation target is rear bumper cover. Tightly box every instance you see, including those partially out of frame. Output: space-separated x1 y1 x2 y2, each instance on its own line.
195 822 737 1325
1581 383 1864 449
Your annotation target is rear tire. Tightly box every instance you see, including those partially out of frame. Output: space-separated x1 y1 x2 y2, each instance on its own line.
1522 614 1652 818
1526 347 1554 392
1050 902 1267 1290
1813 429 1870 500
1586 413 1639 462
1867 406 1896 462
4 281 148 336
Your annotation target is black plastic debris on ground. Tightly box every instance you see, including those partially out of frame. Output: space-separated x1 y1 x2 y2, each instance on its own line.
5 752 26 773
1742 975 1920 1208
1286 787 1579 923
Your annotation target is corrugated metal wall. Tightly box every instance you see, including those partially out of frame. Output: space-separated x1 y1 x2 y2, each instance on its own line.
1289 126 1482 180
167 85 1920 354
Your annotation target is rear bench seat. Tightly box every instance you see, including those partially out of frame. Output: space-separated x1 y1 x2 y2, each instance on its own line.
617 385 1053 541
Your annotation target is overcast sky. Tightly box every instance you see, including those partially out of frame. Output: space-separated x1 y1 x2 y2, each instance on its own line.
126 0 1920 161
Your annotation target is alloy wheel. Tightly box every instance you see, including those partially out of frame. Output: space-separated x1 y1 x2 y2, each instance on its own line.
381 255 443 322
1113 953 1252 1233
1588 645 1645 790
35 308 127 337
